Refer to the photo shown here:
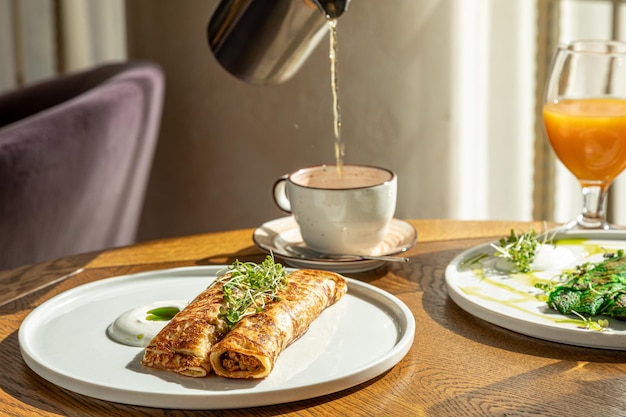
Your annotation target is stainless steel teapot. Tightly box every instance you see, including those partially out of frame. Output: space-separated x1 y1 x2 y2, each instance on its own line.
207 0 350 85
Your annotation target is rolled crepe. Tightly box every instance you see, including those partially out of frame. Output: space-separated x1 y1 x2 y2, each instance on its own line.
141 281 229 377
209 269 347 379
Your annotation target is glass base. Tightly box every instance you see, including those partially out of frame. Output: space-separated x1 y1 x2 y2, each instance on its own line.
554 218 624 232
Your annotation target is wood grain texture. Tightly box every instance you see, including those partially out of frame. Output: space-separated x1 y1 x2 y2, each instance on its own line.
3 219 625 416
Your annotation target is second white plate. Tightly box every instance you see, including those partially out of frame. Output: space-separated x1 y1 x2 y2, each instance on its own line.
445 230 626 350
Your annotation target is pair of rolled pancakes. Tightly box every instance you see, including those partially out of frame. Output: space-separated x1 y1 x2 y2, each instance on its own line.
141 269 347 379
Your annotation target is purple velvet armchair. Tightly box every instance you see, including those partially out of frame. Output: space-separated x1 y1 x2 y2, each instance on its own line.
0 61 164 270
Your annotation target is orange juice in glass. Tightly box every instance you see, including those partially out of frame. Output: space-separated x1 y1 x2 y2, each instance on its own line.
543 98 626 187
543 40 626 230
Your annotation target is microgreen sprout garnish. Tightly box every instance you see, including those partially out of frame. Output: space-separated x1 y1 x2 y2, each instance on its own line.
570 311 611 332
145 306 180 321
491 228 547 273
216 254 288 328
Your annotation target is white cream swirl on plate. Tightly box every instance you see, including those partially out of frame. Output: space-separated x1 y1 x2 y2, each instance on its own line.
495 243 576 273
530 244 576 270
107 300 188 347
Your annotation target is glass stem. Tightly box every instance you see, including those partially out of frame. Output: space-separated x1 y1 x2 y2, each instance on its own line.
577 184 609 229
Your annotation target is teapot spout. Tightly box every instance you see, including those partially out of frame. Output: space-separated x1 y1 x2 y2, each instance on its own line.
310 0 350 19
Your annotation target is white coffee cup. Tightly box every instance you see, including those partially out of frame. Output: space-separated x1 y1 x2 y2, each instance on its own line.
272 164 397 255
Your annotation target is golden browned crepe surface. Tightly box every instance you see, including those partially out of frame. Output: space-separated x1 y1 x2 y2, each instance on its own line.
209 269 347 379
141 281 229 377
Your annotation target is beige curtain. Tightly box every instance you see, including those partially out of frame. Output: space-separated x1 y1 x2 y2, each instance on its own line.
0 0 126 93
532 0 559 222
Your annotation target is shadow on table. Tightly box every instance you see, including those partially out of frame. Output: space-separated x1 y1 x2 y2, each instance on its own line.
425 358 626 416
0 252 99 311
195 245 267 266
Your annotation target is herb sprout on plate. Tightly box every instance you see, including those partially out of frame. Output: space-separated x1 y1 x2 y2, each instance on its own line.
215 254 288 328
491 227 551 273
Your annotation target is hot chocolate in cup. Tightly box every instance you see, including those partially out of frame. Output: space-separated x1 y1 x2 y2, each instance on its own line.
273 164 397 255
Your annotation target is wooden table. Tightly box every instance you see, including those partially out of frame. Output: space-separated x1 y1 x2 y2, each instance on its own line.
2 219 625 416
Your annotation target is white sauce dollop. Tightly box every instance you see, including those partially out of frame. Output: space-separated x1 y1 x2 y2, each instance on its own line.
494 243 576 273
107 300 188 347
531 244 576 271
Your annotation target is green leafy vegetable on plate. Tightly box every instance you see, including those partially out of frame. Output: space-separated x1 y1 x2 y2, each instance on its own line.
535 249 626 323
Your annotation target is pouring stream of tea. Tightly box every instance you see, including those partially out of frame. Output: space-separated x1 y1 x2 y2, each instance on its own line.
329 19 344 176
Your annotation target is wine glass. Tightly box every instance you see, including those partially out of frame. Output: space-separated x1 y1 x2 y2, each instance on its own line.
543 40 626 230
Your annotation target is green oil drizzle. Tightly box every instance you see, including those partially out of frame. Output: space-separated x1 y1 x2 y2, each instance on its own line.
554 238 618 258
460 279 597 329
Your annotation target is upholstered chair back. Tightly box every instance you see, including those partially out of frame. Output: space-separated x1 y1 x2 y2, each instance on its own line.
0 61 164 270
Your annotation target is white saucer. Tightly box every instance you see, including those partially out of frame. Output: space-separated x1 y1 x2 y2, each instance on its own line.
252 216 417 273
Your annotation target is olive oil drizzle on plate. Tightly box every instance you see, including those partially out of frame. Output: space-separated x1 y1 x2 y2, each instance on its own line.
460 239 623 332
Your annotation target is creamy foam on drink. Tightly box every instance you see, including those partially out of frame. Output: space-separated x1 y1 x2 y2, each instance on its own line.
291 165 392 189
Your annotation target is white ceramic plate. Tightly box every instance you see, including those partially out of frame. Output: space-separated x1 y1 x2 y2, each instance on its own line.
253 216 417 273
19 266 415 410
445 229 626 350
